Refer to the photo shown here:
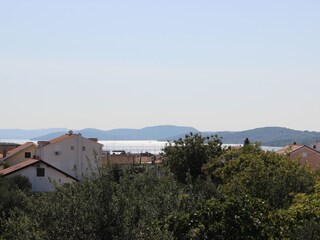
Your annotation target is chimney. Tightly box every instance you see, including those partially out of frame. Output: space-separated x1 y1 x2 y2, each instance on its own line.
3 149 7 158
68 130 73 136
37 141 50 147
314 145 317 149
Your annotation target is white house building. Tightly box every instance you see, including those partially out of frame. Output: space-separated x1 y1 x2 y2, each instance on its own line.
0 159 78 192
36 131 103 180
1 142 36 167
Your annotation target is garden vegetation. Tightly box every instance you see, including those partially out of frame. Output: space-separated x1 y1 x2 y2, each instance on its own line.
1 133 320 239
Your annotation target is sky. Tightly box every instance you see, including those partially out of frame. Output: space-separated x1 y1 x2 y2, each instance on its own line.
0 0 320 132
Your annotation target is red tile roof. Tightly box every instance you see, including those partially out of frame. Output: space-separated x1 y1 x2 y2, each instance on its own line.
277 144 304 154
0 159 39 175
49 134 74 144
0 159 79 181
48 134 103 146
4 142 35 159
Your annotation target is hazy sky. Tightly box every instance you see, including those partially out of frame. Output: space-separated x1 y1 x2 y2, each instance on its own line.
1 0 320 131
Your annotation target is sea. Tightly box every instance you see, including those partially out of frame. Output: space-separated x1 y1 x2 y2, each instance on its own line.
0 139 282 154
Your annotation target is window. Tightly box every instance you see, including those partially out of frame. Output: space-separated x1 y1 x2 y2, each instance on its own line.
71 146 75 150
54 151 61 156
25 152 31 158
37 168 45 177
302 152 308 158
82 146 86 151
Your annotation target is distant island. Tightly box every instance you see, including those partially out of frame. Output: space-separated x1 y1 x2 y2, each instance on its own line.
1 125 320 147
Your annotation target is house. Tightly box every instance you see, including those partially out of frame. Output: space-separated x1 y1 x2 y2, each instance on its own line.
2 142 36 167
309 142 320 152
277 144 320 168
36 131 103 180
0 131 103 191
0 142 20 158
0 159 78 192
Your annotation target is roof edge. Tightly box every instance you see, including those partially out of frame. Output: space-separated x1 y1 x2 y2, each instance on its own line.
0 159 79 182
290 144 320 156
2 143 36 161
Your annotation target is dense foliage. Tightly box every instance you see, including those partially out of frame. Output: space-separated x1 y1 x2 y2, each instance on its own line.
0 175 31 218
163 133 223 183
1 133 320 239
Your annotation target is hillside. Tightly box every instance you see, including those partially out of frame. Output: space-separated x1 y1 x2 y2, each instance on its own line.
0 128 68 139
31 125 199 141
166 127 320 146
2 126 320 147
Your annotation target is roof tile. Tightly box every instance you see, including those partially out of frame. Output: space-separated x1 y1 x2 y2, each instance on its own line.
277 144 304 154
5 142 35 158
0 159 39 175
49 134 73 144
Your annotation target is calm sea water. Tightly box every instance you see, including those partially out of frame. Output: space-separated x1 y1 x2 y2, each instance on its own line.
0 139 281 154
0 139 168 154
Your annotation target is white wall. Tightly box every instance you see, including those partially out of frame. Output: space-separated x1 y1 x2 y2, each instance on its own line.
37 134 102 180
7 162 76 192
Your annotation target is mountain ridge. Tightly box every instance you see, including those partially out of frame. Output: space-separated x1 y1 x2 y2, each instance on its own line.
1 126 320 147
164 126 320 146
29 125 199 141
0 128 68 139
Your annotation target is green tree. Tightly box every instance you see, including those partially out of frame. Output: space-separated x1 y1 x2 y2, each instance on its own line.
163 133 223 183
0 175 31 218
1 165 185 240
272 183 320 239
2 148 320 240
164 194 271 240
207 145 316 209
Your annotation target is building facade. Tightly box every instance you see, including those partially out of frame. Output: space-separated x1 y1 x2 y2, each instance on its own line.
2 142 36 167
277 144 320 168
0 159 77 192
36 131 103 180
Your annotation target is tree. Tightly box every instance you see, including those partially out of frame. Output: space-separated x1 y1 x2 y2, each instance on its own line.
2 146 320 240
0 165 185 240
163 133 223 183
207 145 316 209
164 194 271 240
272 184 320 239
0 175 31 218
